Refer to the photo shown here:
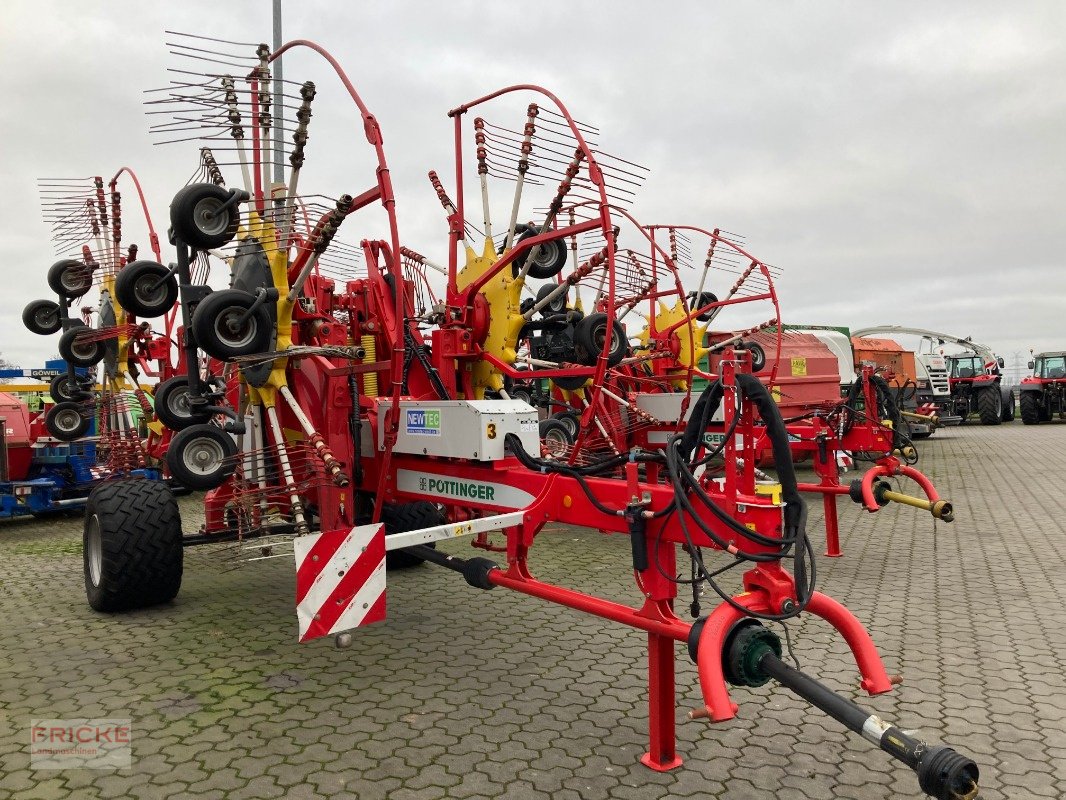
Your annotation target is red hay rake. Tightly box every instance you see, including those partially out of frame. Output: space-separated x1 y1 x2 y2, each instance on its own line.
57 30 979 799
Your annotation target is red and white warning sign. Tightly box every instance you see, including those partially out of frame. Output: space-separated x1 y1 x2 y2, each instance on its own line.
294 523 386 642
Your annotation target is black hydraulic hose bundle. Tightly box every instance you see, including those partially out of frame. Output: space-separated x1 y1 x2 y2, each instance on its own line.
671 375 813 620
506 432 664 518
841 372 912 455
868 373 907 451
506 373 814 620
898 377 918 407
400 323 451 400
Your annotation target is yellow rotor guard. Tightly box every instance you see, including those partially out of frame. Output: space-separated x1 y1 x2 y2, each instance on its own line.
638 300 708 390
456 238 526 398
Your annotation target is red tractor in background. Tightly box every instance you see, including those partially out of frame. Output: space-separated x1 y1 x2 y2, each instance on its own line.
1020 351 1066 424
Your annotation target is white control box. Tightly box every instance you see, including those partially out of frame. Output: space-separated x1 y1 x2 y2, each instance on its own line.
377 399 540 461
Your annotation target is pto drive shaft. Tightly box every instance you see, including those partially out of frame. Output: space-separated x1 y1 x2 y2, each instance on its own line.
850 479 955 522
722 622 978 800
762 656 978 799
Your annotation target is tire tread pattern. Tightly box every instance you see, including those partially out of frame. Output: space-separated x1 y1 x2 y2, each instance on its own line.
977 386 1002 426
84 480 183 612
1020 392 1040 425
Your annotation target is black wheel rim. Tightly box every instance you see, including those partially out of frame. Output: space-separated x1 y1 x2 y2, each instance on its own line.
135 273 168 306
35 306 58 328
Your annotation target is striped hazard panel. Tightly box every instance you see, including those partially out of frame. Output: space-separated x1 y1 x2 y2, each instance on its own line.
294 523 386 642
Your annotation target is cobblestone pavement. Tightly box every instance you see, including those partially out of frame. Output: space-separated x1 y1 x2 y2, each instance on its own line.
1 422 1064 799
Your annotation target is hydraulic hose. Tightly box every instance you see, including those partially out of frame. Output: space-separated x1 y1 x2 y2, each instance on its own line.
671 375 813 619
844 373 909 452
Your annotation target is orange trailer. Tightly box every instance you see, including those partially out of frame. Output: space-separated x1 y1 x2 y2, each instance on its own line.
850 336 918 385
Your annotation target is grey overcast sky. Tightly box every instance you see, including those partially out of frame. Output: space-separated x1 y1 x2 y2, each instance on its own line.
1 1 1063 370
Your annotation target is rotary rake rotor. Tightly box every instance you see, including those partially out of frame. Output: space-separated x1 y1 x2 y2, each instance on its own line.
135 31 410 546
430 95 787 466
25 169 174 475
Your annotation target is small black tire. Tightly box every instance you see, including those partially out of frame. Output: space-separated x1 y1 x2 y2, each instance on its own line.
381 501 444 569
170 183 240 250
115 260 178 318
574 312 628 367
742 342 767 372
47 258 93 298
539 418 574 457
689 291 719 322
1020 392 1040 425
513 226 568 279
165 424 238 490
23 299 62 335
510 387 534 405
84 480 183 612
49 373 89 404
45 402 91 441
190 289 273 360
58 326 105 368
551 374 589 391
977 386 1002 426
536 283 568 316
552 409 581 438
154 376 211 431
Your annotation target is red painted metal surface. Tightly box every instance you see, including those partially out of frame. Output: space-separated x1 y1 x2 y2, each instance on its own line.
0 393 33 481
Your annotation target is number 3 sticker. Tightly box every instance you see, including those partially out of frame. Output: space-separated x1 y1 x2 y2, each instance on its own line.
486 423 497 439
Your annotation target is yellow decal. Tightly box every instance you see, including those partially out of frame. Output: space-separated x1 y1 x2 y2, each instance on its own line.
791 357 807 377
755 483 783 504
486 423 497 440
